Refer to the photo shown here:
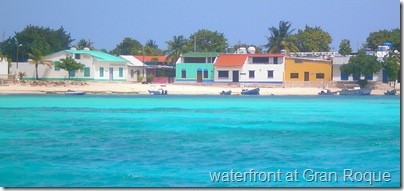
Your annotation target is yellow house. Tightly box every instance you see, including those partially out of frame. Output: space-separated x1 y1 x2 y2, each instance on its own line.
284 57 332 81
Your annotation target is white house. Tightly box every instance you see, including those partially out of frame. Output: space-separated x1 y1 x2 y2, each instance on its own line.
10 48 129 81
119 55 145 82
0 57 8 76
332 55 384 82
214 53 285 83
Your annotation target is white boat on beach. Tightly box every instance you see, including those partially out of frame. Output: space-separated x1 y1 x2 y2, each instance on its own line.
339 84 372 95
148 85 168 95
64 90 86 95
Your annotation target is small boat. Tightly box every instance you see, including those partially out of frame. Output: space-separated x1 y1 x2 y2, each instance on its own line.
339 85 372 95
384 89 396 95
64 90 86 95
241 88 260 95
318 89 337 95
148 85 168 95
220 90 232 95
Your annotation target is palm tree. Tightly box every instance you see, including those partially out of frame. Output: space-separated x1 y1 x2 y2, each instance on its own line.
27 48 53 80
146 39 158 50
165 35 188 65
75 38 95 50
265 21 299 54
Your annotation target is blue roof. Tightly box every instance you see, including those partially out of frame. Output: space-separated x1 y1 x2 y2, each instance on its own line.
66 50 127 62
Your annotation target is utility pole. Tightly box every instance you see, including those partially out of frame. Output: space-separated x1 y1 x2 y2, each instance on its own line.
143 45 146 82
194 34 196 52
15 38 22 75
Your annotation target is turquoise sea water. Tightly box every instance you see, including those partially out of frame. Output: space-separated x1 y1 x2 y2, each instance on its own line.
0 95 400 187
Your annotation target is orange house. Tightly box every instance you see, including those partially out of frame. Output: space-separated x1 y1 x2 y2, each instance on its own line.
284 57 332 81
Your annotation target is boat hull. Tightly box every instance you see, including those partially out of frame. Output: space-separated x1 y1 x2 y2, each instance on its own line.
339 88 372 95
148 90 167 95
64 91 86 95
241 88 260 95
220 90 232 95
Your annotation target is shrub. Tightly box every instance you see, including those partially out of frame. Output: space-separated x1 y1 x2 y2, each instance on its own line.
146 75 153 83
357 79 368 88
137 75 143 82
18 72 27 81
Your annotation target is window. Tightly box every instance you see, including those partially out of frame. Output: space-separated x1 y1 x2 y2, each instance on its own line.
341 72 348 80
181 69 186 78
290 73 299 79
100 67 104 77
203 69 208 78
249 70 255 79
54 61 60 71
131 70 135 78
69 70 76 77
218 71 229 78
184 57 206 63
353 75 360 81
252 57 269 63
119 68 123 77
84 67 90 77
273 57 278 64
316 73 324 79
268 70 274 78
74 54 80 59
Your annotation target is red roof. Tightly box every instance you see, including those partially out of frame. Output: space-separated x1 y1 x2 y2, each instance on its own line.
134 56 168 62
214 54 248 67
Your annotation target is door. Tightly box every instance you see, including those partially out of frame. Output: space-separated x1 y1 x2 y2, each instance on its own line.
382 69 388 83
197 71 202 82
109 67 114 81
232 71 239 82
304 72 309 81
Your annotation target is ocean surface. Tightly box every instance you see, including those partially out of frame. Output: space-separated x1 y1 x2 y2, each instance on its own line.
0 95 400 187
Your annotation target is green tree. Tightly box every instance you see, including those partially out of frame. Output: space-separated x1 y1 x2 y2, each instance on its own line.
111 37 142 55
382 54 400 87
75 39 96 50
340 49 382 87
27 48 53 80
338 39 353 56
365 29 400 52
265 21 299 53
293 25 332 52
144 39 162 56
189 29 228 52
99 48 109 53
58 57 85 80
166 35 189 65
0 25 73 62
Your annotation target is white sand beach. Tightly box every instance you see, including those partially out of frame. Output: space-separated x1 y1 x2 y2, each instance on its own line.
0 81 395 96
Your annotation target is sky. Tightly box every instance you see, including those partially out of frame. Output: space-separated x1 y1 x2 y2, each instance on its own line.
0 0 401 52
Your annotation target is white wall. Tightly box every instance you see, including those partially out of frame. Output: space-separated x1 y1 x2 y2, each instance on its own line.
333 64 382 82
214 56 285 83
0 58 8 75
127 66 144 82
9 51 128 81
240 63 284 83
214 67 242 83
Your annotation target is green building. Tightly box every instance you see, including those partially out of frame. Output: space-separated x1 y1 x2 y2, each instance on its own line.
175 52 219 83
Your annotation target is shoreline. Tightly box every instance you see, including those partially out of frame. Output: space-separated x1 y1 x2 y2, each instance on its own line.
0 81 399 96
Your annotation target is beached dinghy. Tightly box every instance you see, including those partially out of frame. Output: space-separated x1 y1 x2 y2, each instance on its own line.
64 90 86 95
241 88 260 95
384 89 396 95
318 89 337 95
220 90 232 95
